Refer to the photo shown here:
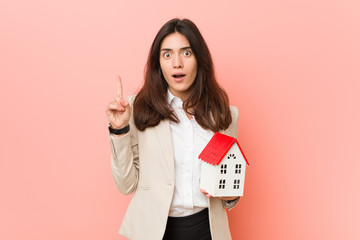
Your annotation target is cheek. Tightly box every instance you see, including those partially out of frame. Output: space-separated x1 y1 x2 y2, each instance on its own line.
159 61 164 74
191 59 197 74
160 62 170 76
191 63 198 77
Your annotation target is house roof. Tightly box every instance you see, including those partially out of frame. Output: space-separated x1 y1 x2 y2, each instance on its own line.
198 132 249 166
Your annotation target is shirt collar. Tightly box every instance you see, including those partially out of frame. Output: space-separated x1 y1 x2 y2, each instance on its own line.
167 89 183 108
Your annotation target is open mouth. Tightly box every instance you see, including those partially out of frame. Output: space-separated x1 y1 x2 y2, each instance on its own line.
172 74 185 79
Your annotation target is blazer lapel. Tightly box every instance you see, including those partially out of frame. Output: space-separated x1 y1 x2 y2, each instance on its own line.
154 119 175 178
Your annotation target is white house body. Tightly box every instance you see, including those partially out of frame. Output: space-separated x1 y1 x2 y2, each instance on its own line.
199 132 249 197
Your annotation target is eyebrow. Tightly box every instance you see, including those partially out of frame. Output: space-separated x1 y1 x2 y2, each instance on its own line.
160 46 192 52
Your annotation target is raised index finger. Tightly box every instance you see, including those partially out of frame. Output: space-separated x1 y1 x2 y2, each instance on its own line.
116 75 124 98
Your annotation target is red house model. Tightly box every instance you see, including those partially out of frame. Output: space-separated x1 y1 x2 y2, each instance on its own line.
199 132 249 197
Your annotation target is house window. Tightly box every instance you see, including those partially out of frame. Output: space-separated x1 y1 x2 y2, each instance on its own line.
219 179 226 189
233 179 240 189
235 164 242 174
220 164 227 174
227 153 236 159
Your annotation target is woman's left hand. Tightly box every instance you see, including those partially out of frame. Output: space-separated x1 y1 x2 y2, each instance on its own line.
200 189 238 201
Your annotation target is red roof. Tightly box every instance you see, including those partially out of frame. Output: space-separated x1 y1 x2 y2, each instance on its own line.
198 132 249 166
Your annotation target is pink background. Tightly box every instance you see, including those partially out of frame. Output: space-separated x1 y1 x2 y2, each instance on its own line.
1 0 359 239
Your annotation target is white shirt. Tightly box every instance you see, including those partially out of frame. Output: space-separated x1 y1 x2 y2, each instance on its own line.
167 90 214 217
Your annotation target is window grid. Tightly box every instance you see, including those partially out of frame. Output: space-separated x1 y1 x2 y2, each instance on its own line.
219 179 226 189
233 179 240 189
220 164 227 174
235 164 242 174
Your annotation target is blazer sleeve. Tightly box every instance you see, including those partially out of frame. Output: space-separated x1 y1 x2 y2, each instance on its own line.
228 105 239 139
109 95 139 195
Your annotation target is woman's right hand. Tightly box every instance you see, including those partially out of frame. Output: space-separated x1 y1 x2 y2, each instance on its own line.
105 76 131 130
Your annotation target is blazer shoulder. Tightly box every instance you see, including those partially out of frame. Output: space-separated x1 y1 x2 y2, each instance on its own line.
128 95 136 106
230 105 239 120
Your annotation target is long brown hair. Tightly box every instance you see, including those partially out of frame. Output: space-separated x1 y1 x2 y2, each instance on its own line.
133 18 232 132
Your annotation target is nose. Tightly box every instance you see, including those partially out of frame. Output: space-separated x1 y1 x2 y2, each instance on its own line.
173 54 183 69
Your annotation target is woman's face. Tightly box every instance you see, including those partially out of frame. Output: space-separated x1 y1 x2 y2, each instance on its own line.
159 32 197 101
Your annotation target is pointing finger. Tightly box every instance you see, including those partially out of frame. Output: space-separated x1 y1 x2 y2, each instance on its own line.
116 75 124 98
115 96 129 109
115 96 121 104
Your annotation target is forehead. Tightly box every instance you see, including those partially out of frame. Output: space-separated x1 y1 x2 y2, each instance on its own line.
160 32 190 50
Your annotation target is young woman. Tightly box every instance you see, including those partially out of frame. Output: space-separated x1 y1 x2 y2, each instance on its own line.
106 18 240 240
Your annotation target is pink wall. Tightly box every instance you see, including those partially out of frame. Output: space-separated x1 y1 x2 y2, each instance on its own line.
1 0 359 239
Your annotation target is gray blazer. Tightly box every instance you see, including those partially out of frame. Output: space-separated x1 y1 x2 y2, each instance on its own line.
110 95 239 240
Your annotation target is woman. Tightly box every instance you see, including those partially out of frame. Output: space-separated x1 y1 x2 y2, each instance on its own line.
106 18 240 240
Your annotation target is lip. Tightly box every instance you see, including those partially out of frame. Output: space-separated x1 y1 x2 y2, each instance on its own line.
172 73 186 82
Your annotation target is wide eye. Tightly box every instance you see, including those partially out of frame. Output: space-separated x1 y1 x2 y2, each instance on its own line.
163 52 171 58
183 50 192 56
